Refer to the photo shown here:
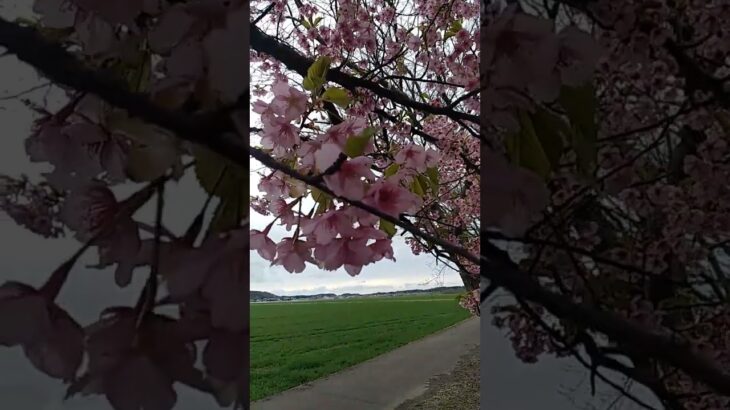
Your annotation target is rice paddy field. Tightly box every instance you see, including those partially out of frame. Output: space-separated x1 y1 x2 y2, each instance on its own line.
250 293 471 401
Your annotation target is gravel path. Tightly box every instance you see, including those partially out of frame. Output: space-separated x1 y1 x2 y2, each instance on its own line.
395 345 480 410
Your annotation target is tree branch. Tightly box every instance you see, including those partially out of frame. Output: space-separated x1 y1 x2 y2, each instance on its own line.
250 24 480 126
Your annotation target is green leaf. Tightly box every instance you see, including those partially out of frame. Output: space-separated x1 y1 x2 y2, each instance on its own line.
531 107 569 170
208 193 247 234
313 16 323 26
310 186 332 214
107 111 182 182
559 84 598 177
418 174 432 194
379 218 397 237
310 186 331 205
384 163 400 178
444 20 462 40
301 18 311 29
304 56 331 92
192 145 248 198
302 77 316 91
425 167 439 191
315 200 330 215
343 127 376 157
321 87 351 108
134 57 151 93
195 146 248 234
411 177 425 197
506 111 552 179
125 139 180 182
308 56 331 80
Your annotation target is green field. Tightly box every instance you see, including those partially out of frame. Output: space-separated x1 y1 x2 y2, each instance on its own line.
250 293 471 401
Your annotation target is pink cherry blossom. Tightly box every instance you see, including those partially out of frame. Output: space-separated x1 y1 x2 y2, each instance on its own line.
0 282 52 347
406 34 421 51
301 209 355 244
250 229 277 260
261 116 300 152
272 238 312 273
363 181 422 218
314 142 342 171
482 150 549 237
323 157 376 199
369 239 395 262
271 81 309 121
314 237 372 276
395 144 429 172
60 183 142 286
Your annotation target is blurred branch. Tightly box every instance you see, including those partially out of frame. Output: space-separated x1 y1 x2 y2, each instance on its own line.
250 24 481 126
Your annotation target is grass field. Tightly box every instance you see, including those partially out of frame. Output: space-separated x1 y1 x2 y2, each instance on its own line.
250 293 471 401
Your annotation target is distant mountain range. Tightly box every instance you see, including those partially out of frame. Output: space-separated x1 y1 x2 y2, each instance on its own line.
250 286 464 302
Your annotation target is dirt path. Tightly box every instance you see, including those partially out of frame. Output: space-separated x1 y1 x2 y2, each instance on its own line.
395 345 480 410
251 317 479 410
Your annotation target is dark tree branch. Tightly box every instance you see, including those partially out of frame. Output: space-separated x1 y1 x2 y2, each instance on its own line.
250 24 481 126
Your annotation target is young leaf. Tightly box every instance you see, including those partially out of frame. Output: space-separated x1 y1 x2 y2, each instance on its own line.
302 77 316 91
384 163 400 178
411 177 425 197
531 107 569 170
107 111 182 182
208 193 246 234
125 139 180 182
559 84 598 177
304 56 331 92
309 56 331 79
417 174 432 194
425 167 439 191
343 127 376 158
193 146 247 198
310 187 330 206
379 218 397 237
321 87 350 108
444 20 462 40
506 111 552 179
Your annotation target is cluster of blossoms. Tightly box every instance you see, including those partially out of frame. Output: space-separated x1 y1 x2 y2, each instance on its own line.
250 79 437 276
249 0 482 288
0 0 487 407
0 174 64 238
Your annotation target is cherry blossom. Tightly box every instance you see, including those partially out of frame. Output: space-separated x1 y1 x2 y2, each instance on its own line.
322 157 376 199
363 181 422 218
271 238 313 274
